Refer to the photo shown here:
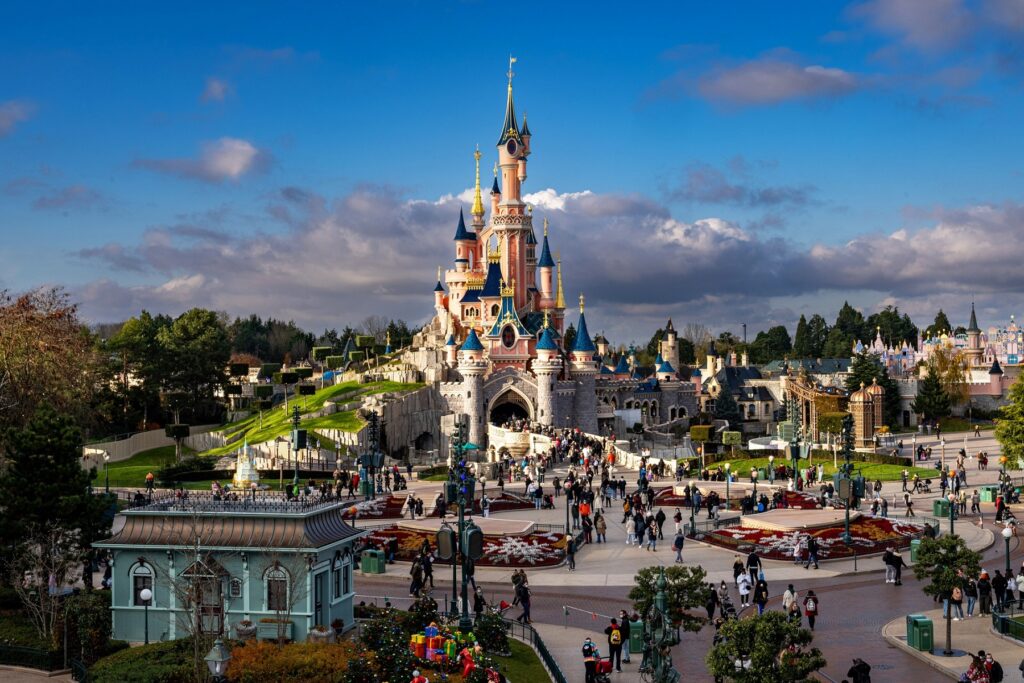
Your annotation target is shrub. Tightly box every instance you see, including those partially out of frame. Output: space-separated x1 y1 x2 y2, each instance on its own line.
474 611 510 655
326 356 346 370
226 640 369 683
253 385 274 399
294 367 314 379
65 590 113 665
311 347 334 362
690 425 712 442
407 596 439 632
90 638 195 683
817 412 847 435
348 351 366 363
229 363 249 377
355 335 375 348
258 363 282 379
224 384 243 396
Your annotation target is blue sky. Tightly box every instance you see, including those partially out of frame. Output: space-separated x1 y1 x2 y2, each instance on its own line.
2 0 1023 343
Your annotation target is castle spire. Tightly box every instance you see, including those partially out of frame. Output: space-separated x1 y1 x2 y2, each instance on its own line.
968 302 980 333
538 218 554 267
555 253 566 309
471 146 485 217
497 56 522 146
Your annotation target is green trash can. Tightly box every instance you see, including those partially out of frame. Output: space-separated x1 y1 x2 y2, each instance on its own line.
906 614 924 649
361 549 386 574
916 618 934 652
933 498 950 517
981 486 998 503
629 620 644 654
910 539 922 562
373 549 387 574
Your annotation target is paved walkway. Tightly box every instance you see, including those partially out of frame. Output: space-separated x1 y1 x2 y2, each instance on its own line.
883 607 1024 681
0 667 72 681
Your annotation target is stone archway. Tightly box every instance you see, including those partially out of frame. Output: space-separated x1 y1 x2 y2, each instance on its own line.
489 387 534 425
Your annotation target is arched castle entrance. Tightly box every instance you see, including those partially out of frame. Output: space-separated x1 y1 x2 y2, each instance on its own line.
488 387 534 425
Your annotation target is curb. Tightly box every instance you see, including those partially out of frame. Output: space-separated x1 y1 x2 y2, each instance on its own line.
881 619 960 681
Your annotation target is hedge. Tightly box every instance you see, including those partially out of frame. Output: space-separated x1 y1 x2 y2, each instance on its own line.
297 383 316 396
90 638 196 683
224 384 243 396
311 347 334 362
258 363 282 379
164 424 190 440
229 363 249 377
226 640 369 683
272 371 299 385
355 335 375 348
293 367 314 379
254 385 274 399
817 412 847 435
348 351 366 363
326 356 346 370
690 425 712 442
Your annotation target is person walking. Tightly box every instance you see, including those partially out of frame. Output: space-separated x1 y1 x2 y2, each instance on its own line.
965 574 979 617
891 549 908 586
673 531 685 563
566 536 577 572
803 590 819 631
993 570 1008 610
737 572 752 608
603 618 624 673
581 637 598 683
847 657 871 683
515 581 532 624
782 584 796 612
594 512 607 543
705 582 719 621
625 517 637 546
978 571 993 615
753 575 769 615
904 492 915 517
717 581 731 616
746 550 763 586
618 611 632 665
646 521 658 552
803 536 820 570
673 508 683 535
655 508 667 540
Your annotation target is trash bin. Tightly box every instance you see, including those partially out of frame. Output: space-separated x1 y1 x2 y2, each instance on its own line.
906 614 924 649
916 618 934 652
932 498 950 517
910 539 921 562
626 622 643 655
981 486 998 503
361 549 386 574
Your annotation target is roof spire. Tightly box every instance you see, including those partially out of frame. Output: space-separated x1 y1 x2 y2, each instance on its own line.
471 146 484 217
498 56 522 145
543 217 548 236
579 293 585 314
555 253 566 309
968 301 980 333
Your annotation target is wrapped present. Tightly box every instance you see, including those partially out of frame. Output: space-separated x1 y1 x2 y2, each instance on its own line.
412 634 426 645
444 639 458 659
432 652 444 663
424 625 439 638
413 644 426 658
427 635 442 649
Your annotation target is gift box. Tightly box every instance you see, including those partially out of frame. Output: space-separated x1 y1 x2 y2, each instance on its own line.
444 640 458 659
413 644 426 658
427 636 442 649
412 634 425 644
424 625 439 638
432 652 445 663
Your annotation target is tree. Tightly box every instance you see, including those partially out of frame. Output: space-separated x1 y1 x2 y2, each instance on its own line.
681 323 712 347
792 315 810 358
0 287 99 435
713 389 743 431
678 338 697 364
104 310 172 432
706 610 825 682
823 302 866 357
933 309 952 336
845 353 900 427
646 329 665 359
913 535 982 656
628 565 708 635
925 345 969 407
158 309 231 424
749 325 792 364
562 324 577 353
911 366 952 422
866 305 918 348
822 326 853 359
996 378 1024 469
805 314 829 358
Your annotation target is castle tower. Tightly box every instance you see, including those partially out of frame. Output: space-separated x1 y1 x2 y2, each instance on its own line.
453 208 475 273
570 294 598 434
445 333 457 366
660 318 679 370
554 253 566 334
537 219 555 308
866 377 885 430
989 359 1004 396
533 314 562 426
966 303 983 368
433 267 445 315
458 329 488 448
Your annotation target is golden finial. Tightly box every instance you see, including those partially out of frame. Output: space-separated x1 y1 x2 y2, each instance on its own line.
543 311 550 328
543 217 548 236
579 293 585 314
386 330 391 345
555 253 566 309
493 162 498 177
437 266 441 282
471 146 484 217
500 278 516 298
507 55 517 88
527 204 533 215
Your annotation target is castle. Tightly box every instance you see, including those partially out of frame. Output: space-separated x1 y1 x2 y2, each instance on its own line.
414 62 698 449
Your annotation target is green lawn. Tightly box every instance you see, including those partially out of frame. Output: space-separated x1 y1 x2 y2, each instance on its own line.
203 380 423 456
492 638 550 681
938 417 994 433
104 445 194 488
709 456 937 482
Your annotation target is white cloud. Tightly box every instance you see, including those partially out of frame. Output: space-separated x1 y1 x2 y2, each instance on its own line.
0 99 36 137
201 77 231 102
698 60 859 105
134 137 271 183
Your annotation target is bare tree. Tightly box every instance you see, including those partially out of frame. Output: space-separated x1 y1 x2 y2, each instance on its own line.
681 323 712 347
359 316 390 343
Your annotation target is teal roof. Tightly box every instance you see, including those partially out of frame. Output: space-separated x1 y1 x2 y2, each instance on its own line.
486 287 529 338
462 329 483 351
658 360 676 374
480 260 503 298
572 311 597 353
453 208 475 241
538 232 555 268
445 334 456 347
536 326 558 351
655 352 664 366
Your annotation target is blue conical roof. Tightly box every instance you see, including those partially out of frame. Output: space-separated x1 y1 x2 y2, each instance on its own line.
536 326 558 351
445 334 456 347
614 354 630 374
453 208 475 241
462 329 483 351
480 260 503 298
655 352 664 366
538 232 555 268
658 360 676 374
434 279 445 292
526 229 537 245
573 311 596 353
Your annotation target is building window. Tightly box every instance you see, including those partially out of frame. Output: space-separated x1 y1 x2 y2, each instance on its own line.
265 567 289 612
333 567 341 600
132 564 153 606
343 565 351 595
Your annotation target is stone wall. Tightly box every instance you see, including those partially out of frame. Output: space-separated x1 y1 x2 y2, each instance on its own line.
369 386 446 460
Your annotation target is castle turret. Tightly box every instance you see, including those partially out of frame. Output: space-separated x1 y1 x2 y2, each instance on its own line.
445 333 457 366
966 302 983 367
433 266 445 312
533 314 562 426
866 377 885 430
569 294 598 434
660 318 679 371
989 359 1004 396
537 220 555 308
850 382 874 449
458 329 487 448
453 208 475 273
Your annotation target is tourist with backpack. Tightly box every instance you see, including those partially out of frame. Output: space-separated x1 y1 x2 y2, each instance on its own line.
803 590 819 631
673 531 685 563
603 618 624 672
582 637 599 683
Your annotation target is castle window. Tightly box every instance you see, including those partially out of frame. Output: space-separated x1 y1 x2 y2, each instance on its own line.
132 564 154 606
491 304 499 316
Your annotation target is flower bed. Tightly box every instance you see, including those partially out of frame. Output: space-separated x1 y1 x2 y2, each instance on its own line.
342 495 408 520
366 526 566 567
700 516 927 560
474 492 534 514
782 490 822 510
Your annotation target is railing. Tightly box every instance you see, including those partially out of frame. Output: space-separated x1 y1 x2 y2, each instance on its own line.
124 491 349 514
500 617 567 683
0 645 63 672
991 602 1024 642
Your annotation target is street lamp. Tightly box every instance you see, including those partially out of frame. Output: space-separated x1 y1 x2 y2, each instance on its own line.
752 468 758 497
139 588 153 645
724 463 731 510
948 492 957 536
103 452 110 494
204 638 232 683
688 481 697 534
767 455 774 483
1003 526 1013 576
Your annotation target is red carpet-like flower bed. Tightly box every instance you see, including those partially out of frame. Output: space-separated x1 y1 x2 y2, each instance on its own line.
473 491 534 514
341 496 407 520
782 490 822 510
365 526 567 567
700 516 927 560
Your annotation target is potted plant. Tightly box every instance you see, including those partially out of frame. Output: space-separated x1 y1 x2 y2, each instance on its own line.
308 624 334 643
331 618 345 636
235 619 256 640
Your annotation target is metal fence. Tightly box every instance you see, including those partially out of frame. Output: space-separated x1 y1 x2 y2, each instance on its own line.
0 645 62 672
500 617 568 683
991 603 1024 642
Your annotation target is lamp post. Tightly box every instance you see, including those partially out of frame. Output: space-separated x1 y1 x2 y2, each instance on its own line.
291 407 302 487
688 481 697 534
767 455 774 484
724 463 731 510
752 468 758 497
1003 526 1013 576
139 587 153 645
948 492 957 536
940 439 946 469
204 638 232 683
840 414 854 545
103 452 110 494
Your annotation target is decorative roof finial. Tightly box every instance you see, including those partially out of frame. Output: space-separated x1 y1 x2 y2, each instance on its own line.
555 252 566 309
507 55 517 87
493 161 498 177
437 266 441 282
543 310 550 328
543 217 548 236
579 293 585 314
471 146 484 217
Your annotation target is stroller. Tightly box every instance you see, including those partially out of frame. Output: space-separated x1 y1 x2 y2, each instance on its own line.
541 494 555 510
920 479 932 493
593 656 613 683
720 594 738 621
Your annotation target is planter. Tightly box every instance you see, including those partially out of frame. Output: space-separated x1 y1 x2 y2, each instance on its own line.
235 622 257 640
257 621 294 641
308 628 335 644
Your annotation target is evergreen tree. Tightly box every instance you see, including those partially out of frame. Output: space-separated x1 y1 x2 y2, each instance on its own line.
845 353 901 426
933 309 952 336
713 388 743 431
677 337 696 364
646 329 664 358
628 565 708 635
996 378 1024 469
806 314 830 357
866 305 918 347
562 324 577 352
158 308 231 423
911 365 952 421
824 301 868 357
792 315 810 357
706 611 825 683
823 326 853 358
